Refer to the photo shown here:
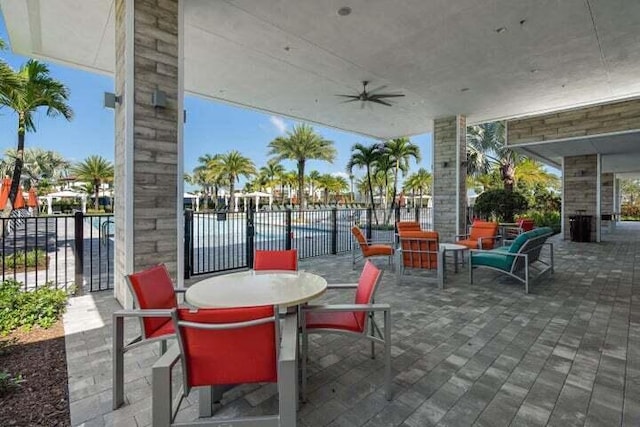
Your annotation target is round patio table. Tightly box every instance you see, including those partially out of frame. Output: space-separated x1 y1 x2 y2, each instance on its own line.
185 270 327 308
440 243 468 274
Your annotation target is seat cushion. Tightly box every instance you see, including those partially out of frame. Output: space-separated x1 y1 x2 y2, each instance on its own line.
364 245 394 256
147 318 175 339
457 239 479 249
471 252 511 271
305 311 363 333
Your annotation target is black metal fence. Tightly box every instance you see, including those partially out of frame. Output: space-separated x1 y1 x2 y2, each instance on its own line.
0 213 114 292
1 207 433 290
185 206 432 278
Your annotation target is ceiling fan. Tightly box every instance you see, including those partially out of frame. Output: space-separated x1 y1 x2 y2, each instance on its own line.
337 81 405 108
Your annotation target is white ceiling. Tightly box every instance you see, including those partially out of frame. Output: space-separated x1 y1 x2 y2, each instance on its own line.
1 0 640 139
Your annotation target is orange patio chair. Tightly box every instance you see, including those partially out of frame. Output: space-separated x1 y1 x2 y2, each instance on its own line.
254 249 297 271
152 306 297 426
397 230 444 288
113 264 184 409
456 220 499 250
351 225 394 270
396 221 421 233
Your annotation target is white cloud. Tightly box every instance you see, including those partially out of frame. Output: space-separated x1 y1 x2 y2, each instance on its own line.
331 172 350 179
269 116 287 134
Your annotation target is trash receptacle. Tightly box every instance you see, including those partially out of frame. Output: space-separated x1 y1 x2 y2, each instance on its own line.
216 211 227 221
569 214 592 242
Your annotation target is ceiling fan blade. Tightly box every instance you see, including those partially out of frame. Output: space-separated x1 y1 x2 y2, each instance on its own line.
340 98 359 104
368 85 387 94
370 94 405 99
370 98 393 107
336 94 360 99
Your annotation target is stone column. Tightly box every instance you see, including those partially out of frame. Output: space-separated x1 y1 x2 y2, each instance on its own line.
562 155 597 241
114 0 182 307
433 116 467 242
601 173 614 215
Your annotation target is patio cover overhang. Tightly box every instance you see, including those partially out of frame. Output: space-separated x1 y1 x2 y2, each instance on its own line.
2 0 640 139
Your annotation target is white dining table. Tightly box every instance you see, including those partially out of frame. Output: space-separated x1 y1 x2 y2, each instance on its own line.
185 269 328 308
185 269 327 418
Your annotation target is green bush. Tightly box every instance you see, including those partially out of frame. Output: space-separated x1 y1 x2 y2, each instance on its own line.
621 203 640 220
0 280 68 335
474 190 529 222
524 210 561 234
1 249 47 270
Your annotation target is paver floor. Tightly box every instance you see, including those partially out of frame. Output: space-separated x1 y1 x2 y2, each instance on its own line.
64 222 640 426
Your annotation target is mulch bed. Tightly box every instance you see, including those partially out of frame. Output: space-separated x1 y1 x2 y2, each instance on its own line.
0 321 70 426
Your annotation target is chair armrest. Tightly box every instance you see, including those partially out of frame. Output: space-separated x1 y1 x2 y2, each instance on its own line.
114 308 175 318
303 303 390 313
327 283 358 289
455 233 470 240
153 343 181 370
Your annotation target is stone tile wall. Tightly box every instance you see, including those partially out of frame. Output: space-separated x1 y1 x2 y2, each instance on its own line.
114 0 179 305
601 173 614 215
563 155 597 241
433 116 467 242
507 99 640 144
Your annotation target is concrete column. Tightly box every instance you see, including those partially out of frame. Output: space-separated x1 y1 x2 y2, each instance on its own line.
114 0 182 306
433 115 466 242
601 173 614 215
562 155 597 242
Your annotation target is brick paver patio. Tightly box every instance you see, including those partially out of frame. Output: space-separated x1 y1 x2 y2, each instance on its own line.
64 223 640 426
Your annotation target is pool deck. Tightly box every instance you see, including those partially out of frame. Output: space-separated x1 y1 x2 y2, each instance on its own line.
63 222 640 426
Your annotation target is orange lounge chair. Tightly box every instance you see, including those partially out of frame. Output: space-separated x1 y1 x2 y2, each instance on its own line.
351 226 394 269
456 220 499 250
396 230 444 288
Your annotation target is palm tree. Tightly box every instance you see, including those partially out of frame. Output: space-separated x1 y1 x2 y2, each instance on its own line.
373 153 394 222
217 150 256 209
72 155 114 210
0 60 73 215
467 121 521 192
404 168 432 208
0 39 20 110
347 143 383 223
307 170 322 204
259 160 285 194
268 123 336 209
384 137 421 215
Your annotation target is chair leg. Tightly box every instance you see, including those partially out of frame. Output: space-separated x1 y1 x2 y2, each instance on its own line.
160 339 167 355
301 319 309 402
384 309 392 401
112 314 125 410
369 312 376 359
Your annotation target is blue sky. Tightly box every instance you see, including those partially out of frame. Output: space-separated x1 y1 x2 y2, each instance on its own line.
0 18 433 191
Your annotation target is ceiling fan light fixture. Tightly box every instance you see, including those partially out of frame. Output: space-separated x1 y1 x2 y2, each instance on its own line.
337 6 352 16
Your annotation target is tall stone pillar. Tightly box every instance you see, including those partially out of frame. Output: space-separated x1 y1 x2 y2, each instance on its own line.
601 173 614 215
562 155 597 241
433 116 467 242
114 0 182 307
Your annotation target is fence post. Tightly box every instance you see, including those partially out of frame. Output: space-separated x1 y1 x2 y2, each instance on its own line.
74 211 84 295
415 206 420 223
285 208 292 250
183 210 193 280
395 206 400 225
246 207 255 268
366 207 372 241
331 208 337 255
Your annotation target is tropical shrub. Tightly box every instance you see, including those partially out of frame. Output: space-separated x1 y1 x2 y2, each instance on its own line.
1 249 47 270
0 280 68 335
473 189 528 222
621 203 640 220
524 210 561 234
0 370 23 397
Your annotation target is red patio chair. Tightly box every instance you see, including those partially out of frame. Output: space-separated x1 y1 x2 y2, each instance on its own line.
112 264 184 409
396 230 444 288
254 249 297 270
301 260 392 401
151 306 297 426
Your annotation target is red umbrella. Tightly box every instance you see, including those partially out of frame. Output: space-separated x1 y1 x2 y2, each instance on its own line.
27 188 38 208
0 177 10 210
13 186 25 209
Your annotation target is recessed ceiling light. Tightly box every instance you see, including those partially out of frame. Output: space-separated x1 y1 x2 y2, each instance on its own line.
284 46 291 52
519 19 527 26
530 68 539 73
495 26 507 34
460 87 470 92
338 6 352 16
